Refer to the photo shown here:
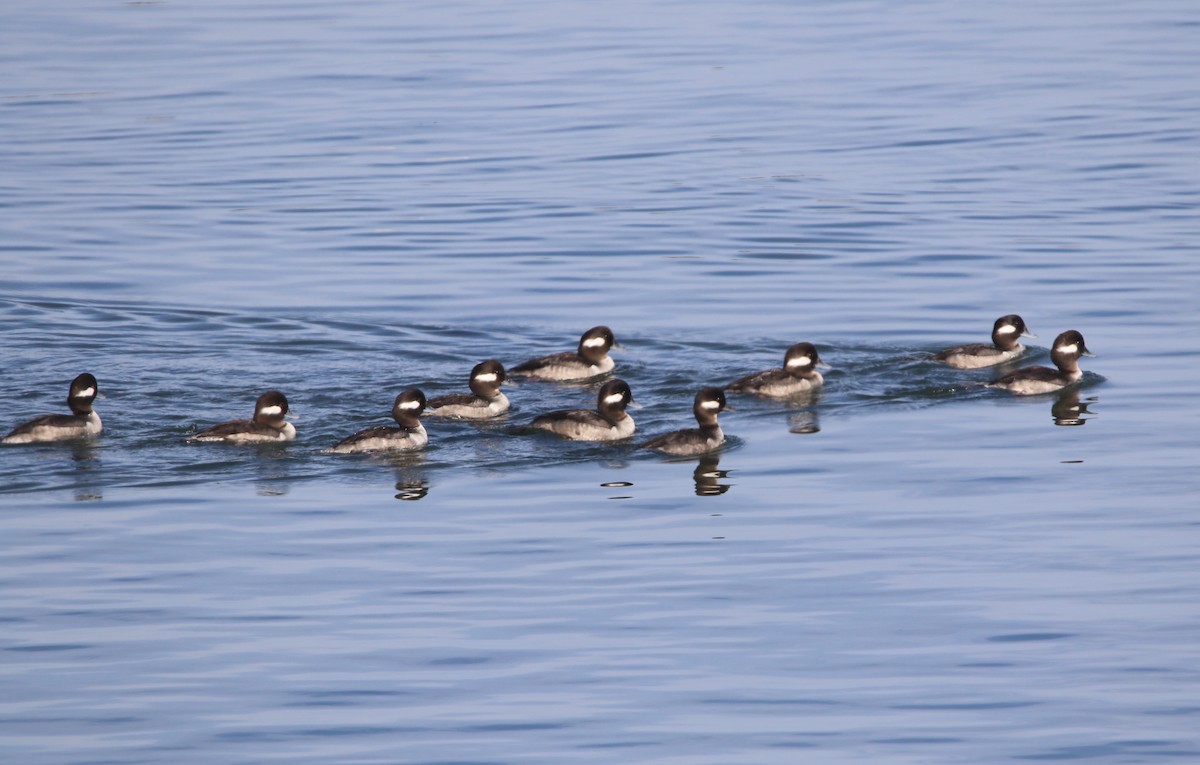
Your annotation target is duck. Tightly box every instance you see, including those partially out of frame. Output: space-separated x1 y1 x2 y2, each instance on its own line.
2 373 102 444
188 390 295 443
727 342 829 397
641 387 731 456
325 389 428 453
529 379 635 441
932 314 1034 369
425 360 510 419
508 326 618 381
987 330 1093 395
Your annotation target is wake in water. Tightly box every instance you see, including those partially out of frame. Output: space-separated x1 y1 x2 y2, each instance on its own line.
0 298 1102 495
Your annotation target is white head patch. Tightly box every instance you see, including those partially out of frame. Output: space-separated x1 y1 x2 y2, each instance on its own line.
582 336 608 349
398 399 423 410
997 324 1018 335
604 392 627 406
473 372 498 383
786 356 813 369
1058 343 1078 355
700 399 721 410
259 405 283 417
75 387 96 398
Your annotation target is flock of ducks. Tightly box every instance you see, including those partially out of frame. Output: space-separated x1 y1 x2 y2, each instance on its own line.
2 317 1094 455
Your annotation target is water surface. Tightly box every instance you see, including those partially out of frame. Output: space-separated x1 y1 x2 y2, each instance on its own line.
2 0 1199 762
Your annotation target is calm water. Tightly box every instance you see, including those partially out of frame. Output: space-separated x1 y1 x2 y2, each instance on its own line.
2 0 1199 762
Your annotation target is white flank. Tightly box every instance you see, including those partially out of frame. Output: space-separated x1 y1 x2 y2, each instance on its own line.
259 405 283 416
996 324 1018 335
582 336 607 348
604 392 626 405
1058 343 1078 355
75 387 96 398
473 372 498 383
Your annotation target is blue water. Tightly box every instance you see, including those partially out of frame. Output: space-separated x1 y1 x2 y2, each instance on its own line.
3 0 1199 762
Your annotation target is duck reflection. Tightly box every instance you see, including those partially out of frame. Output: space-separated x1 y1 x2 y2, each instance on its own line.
70 441 103 501
786 389 821 434
1051 389 1096 427
388 452 430 501
790 387 822 407
253 447 293 497
788 408 821 434
693 455 732 496
394 479 429 500
601 480 634 500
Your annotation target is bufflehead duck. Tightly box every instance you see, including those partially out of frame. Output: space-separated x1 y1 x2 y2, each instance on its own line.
932 314 1035 369
2 373 101 444
529 379 635 441
641 387 731 456
509 325 618 381
188 390 296 443
987 330 1093 395
727 342 829 397
425 360 510 419
326 389 427 453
